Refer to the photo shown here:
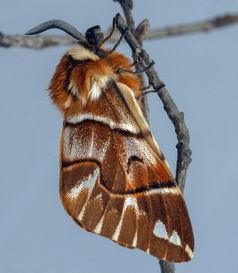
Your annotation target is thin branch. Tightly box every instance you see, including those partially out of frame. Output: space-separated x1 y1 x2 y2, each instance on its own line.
114 0 150 121
0 32 77 49
115 12 192 198
115 12 192 273
146 12 238 40
113 0 135 32
159 261 176 273
135 19 150 41
1 12 238 49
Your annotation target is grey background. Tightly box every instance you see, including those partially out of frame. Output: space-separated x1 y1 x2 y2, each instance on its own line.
1 1 238 273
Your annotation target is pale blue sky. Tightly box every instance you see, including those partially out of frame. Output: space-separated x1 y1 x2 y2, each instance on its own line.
1 1 238 273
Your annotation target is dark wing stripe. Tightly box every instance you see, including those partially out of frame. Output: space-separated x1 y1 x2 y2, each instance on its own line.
127 155 144 169
116 181 176 195
62 158 176 195
62 158 100 168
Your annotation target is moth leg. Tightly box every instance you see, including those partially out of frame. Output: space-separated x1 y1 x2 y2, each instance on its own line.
108 26 129 54
100 16 118 46
141 84 152 91
135 82 165 100
117 60 155 75
134 84 152 101
141 81 165 95
99 15 129 53
130 61 138 67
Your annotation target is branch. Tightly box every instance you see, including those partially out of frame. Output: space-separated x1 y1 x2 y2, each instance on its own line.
115 12 192 204
159 261 176 273
115 12 192 273
145 12 238 40
113 0 135 32
0 32 77 49
1 12 238 49
114 0 150 121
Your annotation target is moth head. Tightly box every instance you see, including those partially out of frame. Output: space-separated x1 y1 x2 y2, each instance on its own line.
25 19 106 57
85 25 104 49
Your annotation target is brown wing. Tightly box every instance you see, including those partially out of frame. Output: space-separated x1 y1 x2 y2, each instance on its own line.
59 81 194 262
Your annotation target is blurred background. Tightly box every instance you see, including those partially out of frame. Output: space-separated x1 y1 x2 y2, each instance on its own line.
1 1 238 273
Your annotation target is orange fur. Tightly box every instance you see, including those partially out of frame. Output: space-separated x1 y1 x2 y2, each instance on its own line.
105 51 142 96
49 47 142 118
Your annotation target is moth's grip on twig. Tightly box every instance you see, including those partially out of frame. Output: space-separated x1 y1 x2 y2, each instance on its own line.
117 60 155 75
142 81 166 96
109 26 129 53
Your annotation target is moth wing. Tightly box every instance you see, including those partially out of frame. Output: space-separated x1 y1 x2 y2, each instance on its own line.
60 81 194 262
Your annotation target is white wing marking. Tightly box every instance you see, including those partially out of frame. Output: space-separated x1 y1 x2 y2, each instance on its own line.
67 168 99 200
153 220 182 247
63 127 110 161
67 113 140 134
76 168 100 221
112 196 139 243
153 220 169 240
169 230 182 246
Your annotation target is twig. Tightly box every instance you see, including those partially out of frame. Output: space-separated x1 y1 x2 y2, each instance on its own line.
1 12 238 49
114 0 135 32
135 19 150 41
159 261 176 273
115 12 192 200
115 12 192 273
147 13 238 39
0 32 77 48
114 0 150 121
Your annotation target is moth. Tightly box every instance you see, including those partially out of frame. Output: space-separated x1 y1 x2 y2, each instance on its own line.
26 18 194 262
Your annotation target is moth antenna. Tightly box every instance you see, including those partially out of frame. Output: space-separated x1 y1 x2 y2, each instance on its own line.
25 19 84 41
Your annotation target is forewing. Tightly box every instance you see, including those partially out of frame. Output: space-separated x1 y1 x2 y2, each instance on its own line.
60 81 194 262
